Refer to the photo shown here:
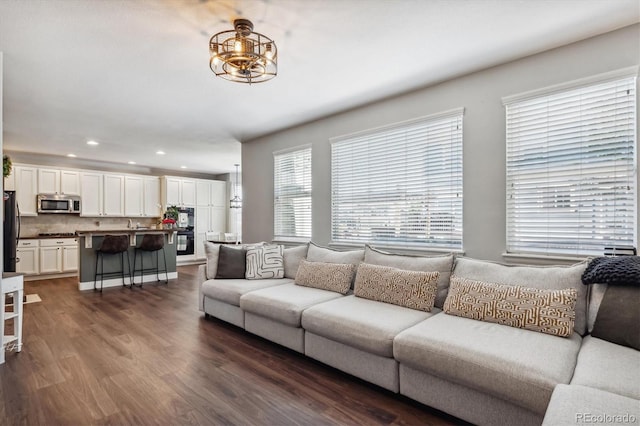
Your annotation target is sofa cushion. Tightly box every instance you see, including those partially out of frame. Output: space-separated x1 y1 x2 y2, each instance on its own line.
295 260 356 294
364 245 454 308
201 278 292 306
542 384 640 426
452 257 588 335
570 335 640 400
301 295 435 357
443 276 577 337
240 283 344 327
591 285 640 350
393 313 582 415
283 244 308 279
354 263 439 312
245 245 285 280
306 242 364 264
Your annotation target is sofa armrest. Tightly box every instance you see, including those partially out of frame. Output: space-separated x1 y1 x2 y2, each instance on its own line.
198 264 207 312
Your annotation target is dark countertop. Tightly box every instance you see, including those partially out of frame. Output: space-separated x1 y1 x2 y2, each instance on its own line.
20 235 78 240
76 229 179 236
2 272 24 278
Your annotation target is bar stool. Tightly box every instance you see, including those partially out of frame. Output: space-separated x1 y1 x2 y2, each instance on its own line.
94 234 132 292
132 234 168 287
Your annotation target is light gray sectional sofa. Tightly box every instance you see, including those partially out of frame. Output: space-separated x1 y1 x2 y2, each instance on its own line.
198 242 640 426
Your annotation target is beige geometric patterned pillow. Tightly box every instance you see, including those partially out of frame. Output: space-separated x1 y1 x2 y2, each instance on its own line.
443 275 578 337
295 260 356 294
354 263 440 312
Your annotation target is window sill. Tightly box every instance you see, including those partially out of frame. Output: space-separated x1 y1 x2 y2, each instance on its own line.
501 252 589 266
330 241 464 256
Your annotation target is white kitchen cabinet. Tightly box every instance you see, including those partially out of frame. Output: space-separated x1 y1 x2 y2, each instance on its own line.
80 172 103 216
210 207 227 234
103 174 125 217
196 180 211 206
163 177 196 207
124 176 144 217
194 205 227 259
39 168 80 195
39 239 77 274
181 179 196 206
62 245 78 272
164 178 181 206
196 180 227 207
38 168 60 194
60 170 80 195
143 177 161 217
210 180 227 208
39 246 62 274
14 166 38 216
16 240 39 275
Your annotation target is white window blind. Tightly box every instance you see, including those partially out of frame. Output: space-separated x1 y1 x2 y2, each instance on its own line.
274 147 312 241
506 76 637 257
331 110 463 249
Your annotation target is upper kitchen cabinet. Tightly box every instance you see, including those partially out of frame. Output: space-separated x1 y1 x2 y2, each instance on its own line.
124 176 144 217
196 179 227 207
14 166 38 216
143 177 161 217
80 172 103 216
38 168 80 195
81 172 125 217
196 180 211 206
103 174 125 217
125 176 161 217
162 177 196 207
210 180 227 208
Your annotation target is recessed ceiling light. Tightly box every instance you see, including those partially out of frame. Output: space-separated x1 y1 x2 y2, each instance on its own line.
67 153 77 158
87 140 99 146
180 165 187 169
128 161 136 165
156 150 166 155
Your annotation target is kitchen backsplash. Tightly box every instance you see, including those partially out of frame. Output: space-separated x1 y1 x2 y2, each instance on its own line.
20 215 159 238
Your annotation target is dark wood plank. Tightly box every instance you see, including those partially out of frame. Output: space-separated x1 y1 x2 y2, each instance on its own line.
0 266 465 425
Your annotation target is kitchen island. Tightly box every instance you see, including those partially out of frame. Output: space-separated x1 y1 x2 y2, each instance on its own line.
76 229 178 291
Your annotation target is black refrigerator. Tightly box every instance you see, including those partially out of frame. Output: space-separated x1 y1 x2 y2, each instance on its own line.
3 190 20 272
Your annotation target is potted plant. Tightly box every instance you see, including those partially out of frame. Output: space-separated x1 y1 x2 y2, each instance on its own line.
3 155 12 178
163 205 179 229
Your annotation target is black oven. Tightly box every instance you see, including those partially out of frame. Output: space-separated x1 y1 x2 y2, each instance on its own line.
176 230 194 256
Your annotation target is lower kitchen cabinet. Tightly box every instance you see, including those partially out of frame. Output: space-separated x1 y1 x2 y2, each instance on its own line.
40 246 62 274
18 239 78 276
16 240 39 275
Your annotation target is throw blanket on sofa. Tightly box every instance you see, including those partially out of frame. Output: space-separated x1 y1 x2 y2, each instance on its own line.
581 256 640 286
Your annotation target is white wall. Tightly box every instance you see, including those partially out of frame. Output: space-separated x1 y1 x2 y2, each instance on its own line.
242 24 640 263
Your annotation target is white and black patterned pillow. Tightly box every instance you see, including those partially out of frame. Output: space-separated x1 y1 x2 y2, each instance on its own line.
245 245 285 279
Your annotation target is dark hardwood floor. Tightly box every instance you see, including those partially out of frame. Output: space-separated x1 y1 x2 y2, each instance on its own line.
1 266 465 425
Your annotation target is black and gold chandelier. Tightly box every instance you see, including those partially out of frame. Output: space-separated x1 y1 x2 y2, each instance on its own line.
209 19 277 84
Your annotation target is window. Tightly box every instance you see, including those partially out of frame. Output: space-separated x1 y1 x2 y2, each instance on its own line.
331 109 463 250
274 146 312 241
505 75 637 257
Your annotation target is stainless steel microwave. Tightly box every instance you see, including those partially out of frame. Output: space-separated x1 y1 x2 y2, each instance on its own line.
37 194 81 214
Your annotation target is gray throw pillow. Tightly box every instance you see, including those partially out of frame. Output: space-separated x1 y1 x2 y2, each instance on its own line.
591 286 640 350
216 245 247 279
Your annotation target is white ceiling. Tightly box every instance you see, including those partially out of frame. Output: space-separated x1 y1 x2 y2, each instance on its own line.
1 0 638 175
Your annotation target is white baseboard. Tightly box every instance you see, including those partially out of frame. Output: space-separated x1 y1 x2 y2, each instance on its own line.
78 272 178 291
